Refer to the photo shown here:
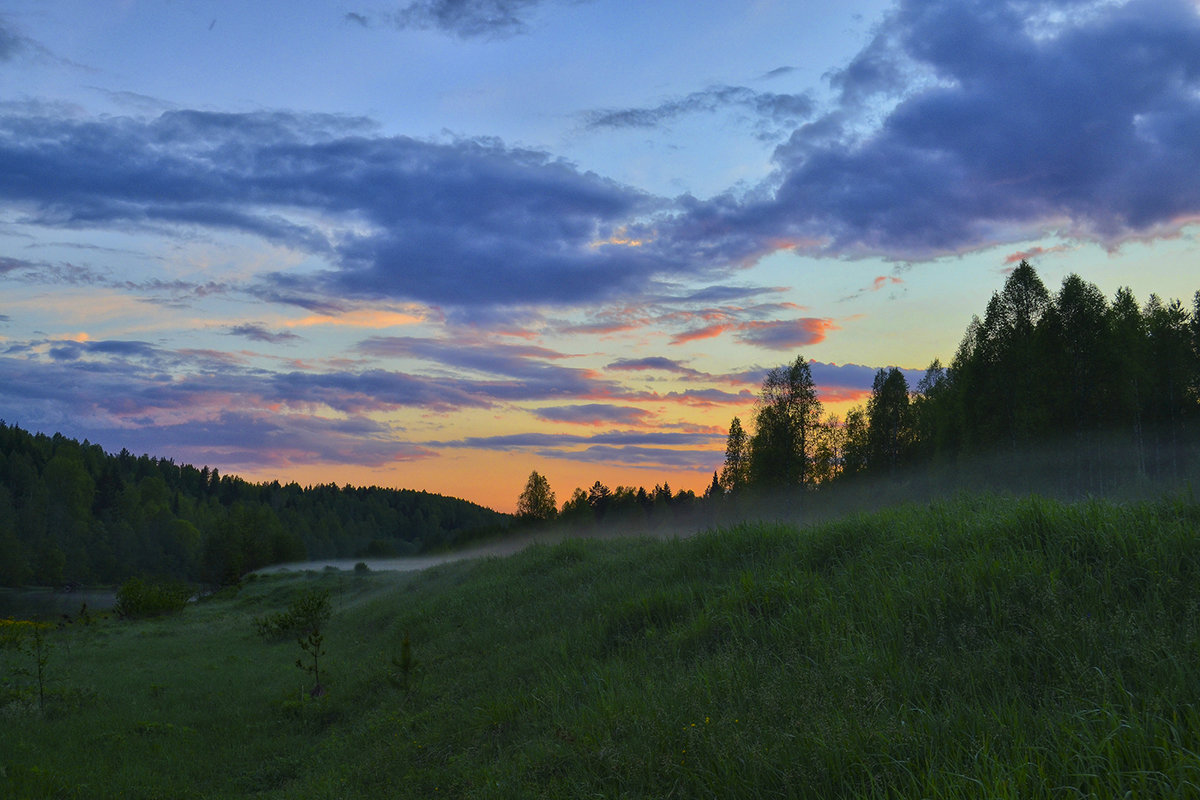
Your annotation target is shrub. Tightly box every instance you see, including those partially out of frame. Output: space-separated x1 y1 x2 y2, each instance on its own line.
254 589 331 642
114 578 191 619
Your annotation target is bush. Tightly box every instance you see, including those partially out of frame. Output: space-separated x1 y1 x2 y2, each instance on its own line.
254 589 331 642
113 578 192 619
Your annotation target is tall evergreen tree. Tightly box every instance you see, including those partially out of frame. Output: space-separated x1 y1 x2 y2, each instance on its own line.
719 417 750 494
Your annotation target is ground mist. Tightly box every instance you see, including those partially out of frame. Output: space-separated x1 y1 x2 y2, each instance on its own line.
3 491 1200 798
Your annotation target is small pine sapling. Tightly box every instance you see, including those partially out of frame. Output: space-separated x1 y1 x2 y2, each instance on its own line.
389 631 416 694
297 626 326 698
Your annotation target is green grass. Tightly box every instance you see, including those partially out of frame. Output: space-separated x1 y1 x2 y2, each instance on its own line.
4 492 1200 798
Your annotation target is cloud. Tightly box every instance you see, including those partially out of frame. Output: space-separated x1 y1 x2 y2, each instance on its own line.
0 256 38 274
0 23 26 62
11 0 1196 326
669 317 836 349
839 275 905 302
427 427 724 471
584 85 813 134
656 0 1200 267
390 0 591 39
763 0 1200 258
0 253 234 305
732 318 838 350
533 403 652 426
226 324 302 344
807 360 925 405
670 323 735 346
605 356 703 376
1003 244 1072 264
344 12 371 27
0 109 694 309
356 335 617 401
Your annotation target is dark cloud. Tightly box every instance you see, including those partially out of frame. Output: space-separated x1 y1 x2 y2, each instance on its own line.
533 404 651 426
738 0 1200 259
0 252 233 304
153 412 433 470
0 109 684 308
0 23 26 62
733 318 837 350
226 324 302 344
606 357 702 376
554 444 720 471
655 388 756 407
431 429 722 449
0 256 38 274
356 335 614 400
584 85 813 134
391 0 591 39
667 317 836 349
426 427 724 471
762 66 797 80
9 0 1195 323
344 12 371 27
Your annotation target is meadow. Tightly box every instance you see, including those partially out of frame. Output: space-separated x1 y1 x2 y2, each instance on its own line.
3 491 1200 798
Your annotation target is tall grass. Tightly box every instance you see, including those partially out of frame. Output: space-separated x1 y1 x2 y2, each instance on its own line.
3 491 1200 798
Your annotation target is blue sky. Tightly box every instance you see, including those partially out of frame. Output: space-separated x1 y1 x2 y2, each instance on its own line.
1 0 1198 510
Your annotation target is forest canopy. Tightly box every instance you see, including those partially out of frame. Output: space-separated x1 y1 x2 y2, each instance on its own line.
0 426 506 587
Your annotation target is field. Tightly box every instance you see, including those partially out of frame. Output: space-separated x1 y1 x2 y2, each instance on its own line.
3 492 1200 798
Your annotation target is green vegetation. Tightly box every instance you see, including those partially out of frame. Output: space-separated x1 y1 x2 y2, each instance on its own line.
717 262 1200 497
3 492 1200 798
113 577 192 619
0 422 508 587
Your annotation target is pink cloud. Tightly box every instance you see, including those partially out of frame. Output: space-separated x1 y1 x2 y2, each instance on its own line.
670 323 736 345
1003 245 1071 265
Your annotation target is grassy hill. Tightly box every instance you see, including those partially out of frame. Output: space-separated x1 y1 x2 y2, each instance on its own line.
3 491 1200 798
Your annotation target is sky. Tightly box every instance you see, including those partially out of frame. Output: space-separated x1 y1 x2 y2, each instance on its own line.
1 0 1199 512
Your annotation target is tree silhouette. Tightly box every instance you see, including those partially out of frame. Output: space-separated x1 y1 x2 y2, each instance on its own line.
749 355 822 490
515 471 557 522
719 416 750 494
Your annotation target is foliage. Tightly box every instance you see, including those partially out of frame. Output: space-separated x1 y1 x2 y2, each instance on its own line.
254 588 331 642
113 577 191 619
515 470 557 522
719 416 750 494
748 355 822 489
717 260 1199 496
1 617 53 713
4 495 1200 797
0 421 509 587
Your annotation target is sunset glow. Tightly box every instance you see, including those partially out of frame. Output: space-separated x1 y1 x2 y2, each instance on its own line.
2 0 1198 512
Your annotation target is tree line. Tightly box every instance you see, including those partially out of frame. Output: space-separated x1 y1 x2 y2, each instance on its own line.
0 424 506 587
516 261 1199 526
717 262 1200 498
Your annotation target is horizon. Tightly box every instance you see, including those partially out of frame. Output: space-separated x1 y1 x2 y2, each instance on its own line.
2 0 1199 513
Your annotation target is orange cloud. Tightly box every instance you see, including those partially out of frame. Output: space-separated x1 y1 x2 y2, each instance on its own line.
1003 245 1070 265
286 308 427 329
670 323 735 345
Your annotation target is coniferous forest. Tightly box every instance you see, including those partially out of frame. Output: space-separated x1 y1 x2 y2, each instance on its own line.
531 262 1199 528
3 261 1198 588
0 429 505 587
712 261 1200 501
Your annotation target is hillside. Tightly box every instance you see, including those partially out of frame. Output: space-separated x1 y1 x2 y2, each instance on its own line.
0 421 508 587
3 493 1199 798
